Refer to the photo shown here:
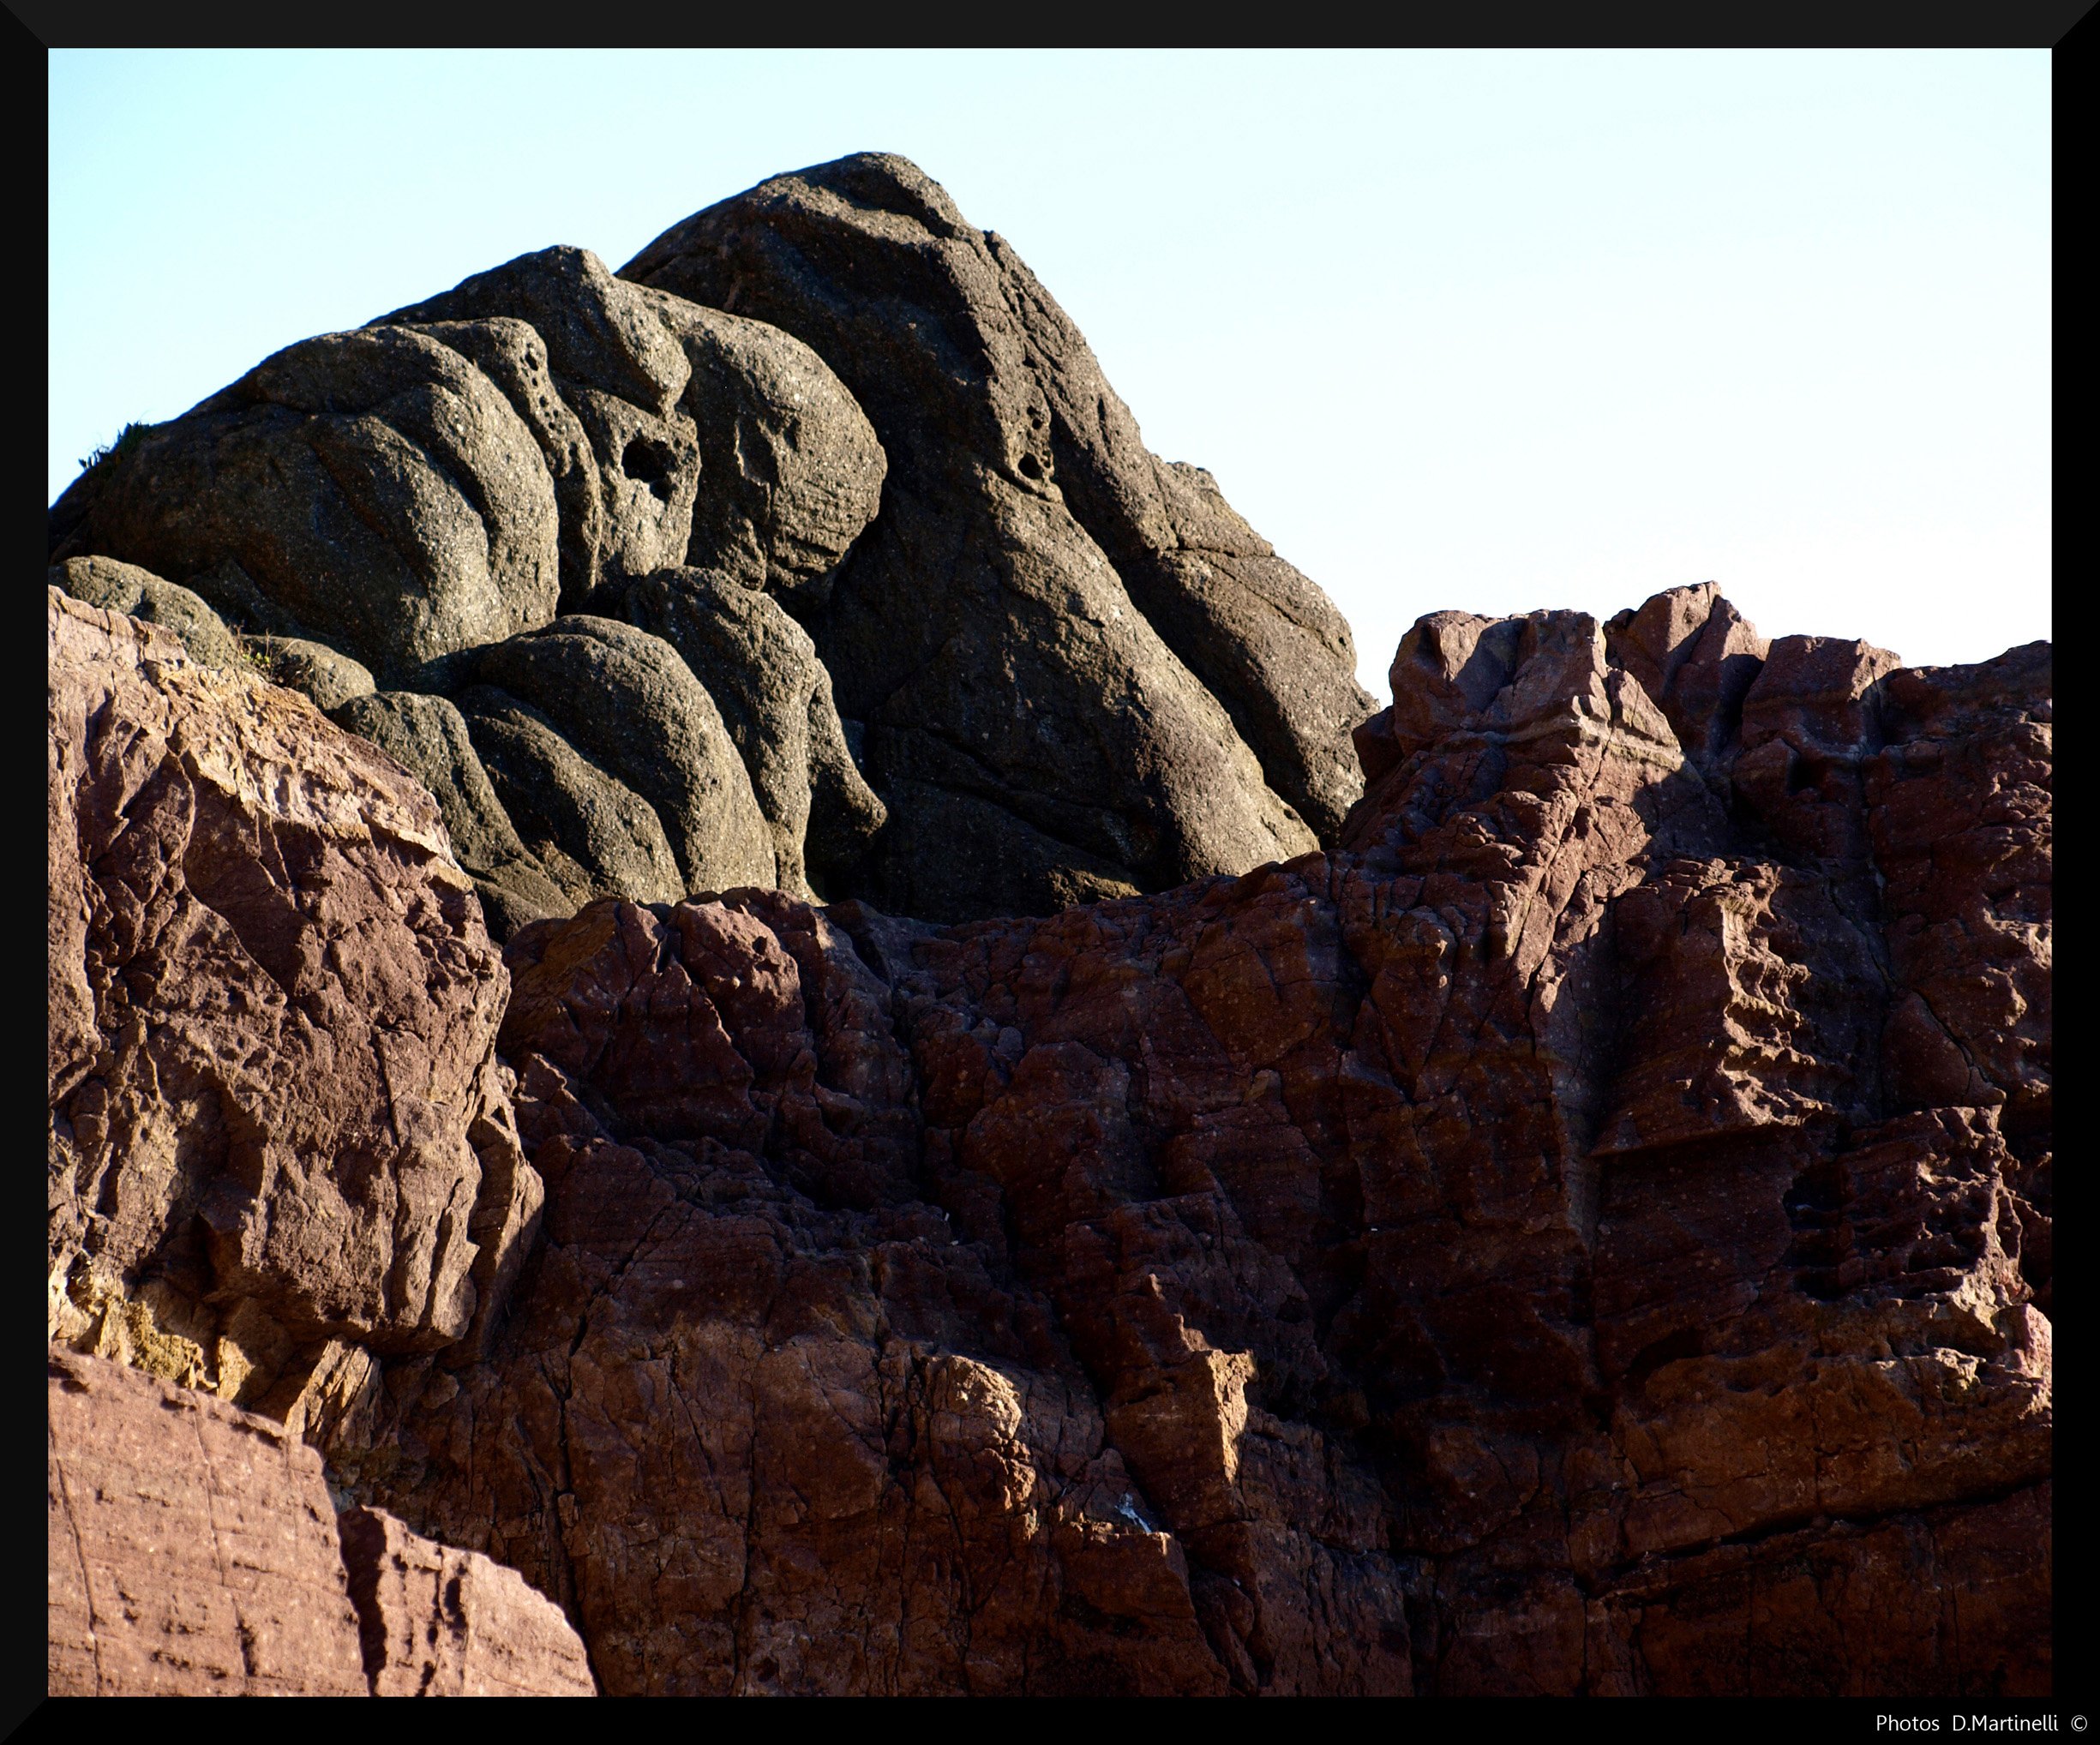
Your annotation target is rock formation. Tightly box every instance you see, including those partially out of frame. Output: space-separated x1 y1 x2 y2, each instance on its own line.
626 152 1372 920
48 1346 594 1696
47 587 540 1420
46 152 2049 1700
335 585 2046 1697
51 153 1370 934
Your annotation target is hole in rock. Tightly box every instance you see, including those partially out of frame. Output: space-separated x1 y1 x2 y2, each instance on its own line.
621 435 677 503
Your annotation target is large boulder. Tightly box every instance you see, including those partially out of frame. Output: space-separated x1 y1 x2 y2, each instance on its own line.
47 589 541 1412
455 615 775 895
623 152 1357 920
453 684 687 909
636 286 888 606
616 566 885 897
50 325 562 682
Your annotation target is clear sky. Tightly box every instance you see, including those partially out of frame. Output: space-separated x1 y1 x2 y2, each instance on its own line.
48 49 2050 689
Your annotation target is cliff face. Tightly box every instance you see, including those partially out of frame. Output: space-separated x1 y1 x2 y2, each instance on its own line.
345 589 2049 1696
47 153 2049 1700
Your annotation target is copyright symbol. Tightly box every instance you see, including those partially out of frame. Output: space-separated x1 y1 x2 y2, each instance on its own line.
2071 1719 2086 1734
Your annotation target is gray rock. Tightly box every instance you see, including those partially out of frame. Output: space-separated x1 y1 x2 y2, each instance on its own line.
256 636 376 713
380 247 700 609
453 684 685 908
49 326 561 683
457 616 774 896
329 690 573 941
623 152 1346 920
633 288 887 609
48 556 243 672
617 567 886 898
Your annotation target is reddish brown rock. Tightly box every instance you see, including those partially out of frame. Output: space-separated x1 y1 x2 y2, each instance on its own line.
46 585 540 1422
347 585 2046 1696
55 566 2041 1696
361 584 2049 1696
46 1346 369 1697
339 1506 597 1695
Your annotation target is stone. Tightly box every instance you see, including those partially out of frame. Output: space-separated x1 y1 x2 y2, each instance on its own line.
379 246 699 610
624 152 1351 920
47 1345 369 1697
456 615 774 895
635 286 888 608
255 634 376 712
47 589 539 1406
453 684 687 909
339 1506 597 1695
354 584 2046 1697
328 689 573 941
615 566 885 897
49 325 562 683
50 555 243 672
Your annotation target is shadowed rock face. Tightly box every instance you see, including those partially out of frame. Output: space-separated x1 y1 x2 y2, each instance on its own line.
623 151 1371 921
343 584 2048 1698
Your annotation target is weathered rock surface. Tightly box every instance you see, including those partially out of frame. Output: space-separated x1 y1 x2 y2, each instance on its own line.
339 1505 597 1695
47 1345 370 1697
637 285 889 606
327 688 573 941
455 614 774 896
453 684 687 911
624 152 1366 920
48 1346 597 1697
51 555 244 673
47 588 540 1417
615 566 886 897
339 583 2047 1697
50 324 563 682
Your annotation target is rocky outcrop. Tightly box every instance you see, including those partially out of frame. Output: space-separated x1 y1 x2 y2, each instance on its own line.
339 583 2048 1697
48 1347 597 1696
339 1505 597 1695
49 159 1377 932
44 153 2047 1700
626 153 1371 922
46 587 540 1422
46 243 893 937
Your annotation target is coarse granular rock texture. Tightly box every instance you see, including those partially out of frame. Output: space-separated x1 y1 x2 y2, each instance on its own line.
625 151 1369 921
50 159 1378 933
46 588 542 1425
46 1345 370 1697
339 1506 597 1695
351 582 2048 1697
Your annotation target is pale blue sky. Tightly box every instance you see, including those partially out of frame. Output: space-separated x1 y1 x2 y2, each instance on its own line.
48 49 2050 687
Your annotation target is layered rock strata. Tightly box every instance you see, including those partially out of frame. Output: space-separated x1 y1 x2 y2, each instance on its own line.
342 584 2049 1697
